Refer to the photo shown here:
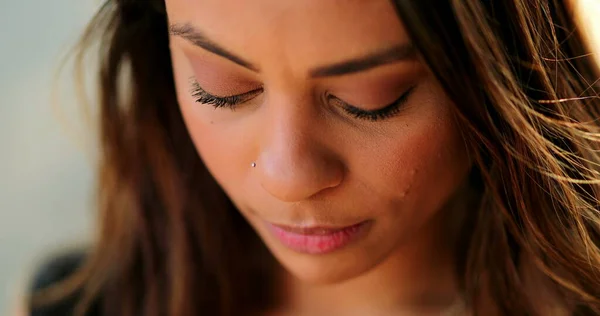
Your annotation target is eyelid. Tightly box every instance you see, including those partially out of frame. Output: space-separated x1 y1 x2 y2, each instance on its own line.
189 78 262 98
189 74 416 121
189 78 263 108
328 85 416 121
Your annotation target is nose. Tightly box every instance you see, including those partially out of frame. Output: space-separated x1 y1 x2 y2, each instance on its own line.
256 99 344 202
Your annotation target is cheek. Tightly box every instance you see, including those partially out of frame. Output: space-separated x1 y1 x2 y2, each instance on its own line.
400 118 467 200
171 48 256 195
353 93 469 216
179 103 254 194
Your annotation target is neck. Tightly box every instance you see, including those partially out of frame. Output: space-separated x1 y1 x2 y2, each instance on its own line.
278 185 474 316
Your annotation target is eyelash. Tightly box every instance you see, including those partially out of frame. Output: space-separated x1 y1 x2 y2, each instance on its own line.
189 79 416 121
329 86 416 121
190 80 262 108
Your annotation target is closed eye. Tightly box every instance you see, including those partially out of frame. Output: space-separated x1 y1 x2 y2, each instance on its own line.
189 77 416 122
328 85 417 121
189 79 262 109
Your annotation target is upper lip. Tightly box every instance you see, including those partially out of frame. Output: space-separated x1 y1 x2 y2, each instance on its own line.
269 221 366 235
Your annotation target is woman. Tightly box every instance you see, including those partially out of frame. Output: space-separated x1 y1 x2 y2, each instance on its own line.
27 0 600 315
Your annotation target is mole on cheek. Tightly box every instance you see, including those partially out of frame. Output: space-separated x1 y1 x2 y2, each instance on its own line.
399 168 418 199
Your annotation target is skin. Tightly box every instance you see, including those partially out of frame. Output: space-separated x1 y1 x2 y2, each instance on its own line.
165 0 473 314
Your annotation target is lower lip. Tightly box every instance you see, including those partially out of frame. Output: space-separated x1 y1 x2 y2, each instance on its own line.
267 221 370 255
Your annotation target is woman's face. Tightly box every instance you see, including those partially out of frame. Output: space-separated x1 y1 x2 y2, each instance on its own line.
166 0 471 283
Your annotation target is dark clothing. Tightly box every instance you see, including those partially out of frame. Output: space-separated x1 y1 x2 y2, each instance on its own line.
29 251 101 316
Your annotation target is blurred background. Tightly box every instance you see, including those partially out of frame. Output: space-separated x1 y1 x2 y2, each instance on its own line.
0 1 99 314
0 0 599 314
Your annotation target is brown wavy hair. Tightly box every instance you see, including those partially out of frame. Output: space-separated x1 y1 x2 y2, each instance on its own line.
31 0 600 315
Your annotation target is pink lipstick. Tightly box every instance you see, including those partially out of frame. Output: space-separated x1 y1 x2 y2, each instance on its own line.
267 221 370 254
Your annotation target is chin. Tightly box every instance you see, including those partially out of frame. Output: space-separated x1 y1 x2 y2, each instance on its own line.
281 252 375 285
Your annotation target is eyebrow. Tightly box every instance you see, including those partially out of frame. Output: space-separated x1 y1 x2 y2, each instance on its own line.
168 22 417 78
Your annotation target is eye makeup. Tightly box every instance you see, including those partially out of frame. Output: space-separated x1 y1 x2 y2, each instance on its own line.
189 77 417 122
328 85 416 121
189 79 262 109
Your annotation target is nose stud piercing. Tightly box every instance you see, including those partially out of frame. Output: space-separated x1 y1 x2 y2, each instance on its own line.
251 162 257 168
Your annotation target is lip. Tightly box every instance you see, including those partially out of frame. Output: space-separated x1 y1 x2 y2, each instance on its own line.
266 220 371 255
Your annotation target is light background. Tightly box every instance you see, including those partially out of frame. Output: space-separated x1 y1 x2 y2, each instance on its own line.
0 0 599 314
0 1 98 314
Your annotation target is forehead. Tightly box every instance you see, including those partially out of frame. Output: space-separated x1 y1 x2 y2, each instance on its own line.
165 0 409 73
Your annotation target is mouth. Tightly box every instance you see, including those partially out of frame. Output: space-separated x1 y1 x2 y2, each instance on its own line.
265 220 372 255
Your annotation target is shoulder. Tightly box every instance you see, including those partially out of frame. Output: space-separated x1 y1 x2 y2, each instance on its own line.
28 250 102 316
